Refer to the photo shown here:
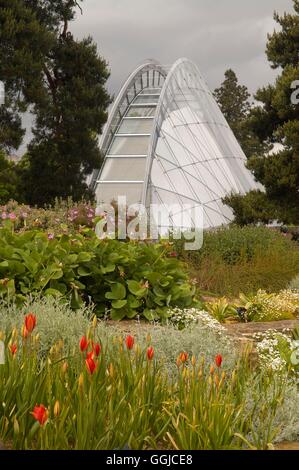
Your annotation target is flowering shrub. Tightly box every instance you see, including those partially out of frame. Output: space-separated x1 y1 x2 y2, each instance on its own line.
239 290 299 322
0 200 96 234
0 314 287 450
254 330 299 385
167 307 226 333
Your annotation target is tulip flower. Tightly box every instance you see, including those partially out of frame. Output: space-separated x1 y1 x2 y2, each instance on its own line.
147 346 154 361
215 354 223 368
31 405 48 426
22 325 29 339
9 343 17 356
125 335 134 350
179 352 188 363
54 400 60 418
24 313 36 333
86 356 97 375
92 342 101 357
79 335 88 352
61 361 68 374
86 351 94 360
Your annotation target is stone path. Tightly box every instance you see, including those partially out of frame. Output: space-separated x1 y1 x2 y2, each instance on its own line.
224 319 299 341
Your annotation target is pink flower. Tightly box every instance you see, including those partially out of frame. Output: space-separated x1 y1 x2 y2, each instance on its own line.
9 213 17 221
1 212 7 220
47 233 54 240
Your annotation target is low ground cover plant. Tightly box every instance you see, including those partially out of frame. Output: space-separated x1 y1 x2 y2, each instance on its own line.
0 304 291 450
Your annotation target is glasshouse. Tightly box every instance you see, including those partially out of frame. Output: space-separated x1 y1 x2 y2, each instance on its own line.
91 58 261 230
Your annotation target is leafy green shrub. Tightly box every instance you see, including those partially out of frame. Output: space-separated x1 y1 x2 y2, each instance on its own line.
0 227 196 320
206 298 238 322
175 226 299 296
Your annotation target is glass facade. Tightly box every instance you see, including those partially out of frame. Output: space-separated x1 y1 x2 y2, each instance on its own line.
94 58 262 230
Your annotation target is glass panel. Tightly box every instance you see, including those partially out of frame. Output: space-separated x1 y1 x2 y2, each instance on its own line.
100 158 146 181
118 118 153 134
109 136 150 155
134 95 160 104
140 87 162 94
127 106 156 117
96 183 143 206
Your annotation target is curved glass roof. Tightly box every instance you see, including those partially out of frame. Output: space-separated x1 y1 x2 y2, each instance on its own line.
92 58 261 230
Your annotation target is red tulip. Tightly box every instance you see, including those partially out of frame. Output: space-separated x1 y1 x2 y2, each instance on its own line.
85 356 97 375
9 344 17 356
169 252 178 258
147 346 154 361
125 335 134 350
179 352 189 363
86 351 94 360
79 335 88 352
215 354 223 368
92 342 101 357
24 313 36 333
31 405 48 426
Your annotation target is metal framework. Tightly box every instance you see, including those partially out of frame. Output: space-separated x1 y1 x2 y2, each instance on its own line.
92 58 261 229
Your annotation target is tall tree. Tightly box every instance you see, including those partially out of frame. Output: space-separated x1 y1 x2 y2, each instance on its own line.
214 69 266 159
224 1 299 225
0 0 111 205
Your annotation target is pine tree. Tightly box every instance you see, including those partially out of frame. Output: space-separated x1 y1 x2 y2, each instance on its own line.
214 69 266 159
224 1 299 224
0 0 111 205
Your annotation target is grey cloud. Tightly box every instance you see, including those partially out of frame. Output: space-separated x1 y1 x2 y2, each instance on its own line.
72 0 292 95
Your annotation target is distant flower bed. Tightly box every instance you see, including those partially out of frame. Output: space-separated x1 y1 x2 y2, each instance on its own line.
0 200 96 234
204 290 299 324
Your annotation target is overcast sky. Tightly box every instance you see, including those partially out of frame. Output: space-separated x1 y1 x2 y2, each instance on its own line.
20 0 293 154
73 0 293 96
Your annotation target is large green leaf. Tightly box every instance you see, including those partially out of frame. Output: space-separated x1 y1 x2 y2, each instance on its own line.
127 280 147 297
111 299 127 309
105 283 126 300
110 308 128 321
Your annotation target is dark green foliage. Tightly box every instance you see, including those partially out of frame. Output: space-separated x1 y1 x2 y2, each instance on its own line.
214 69 267 159
224 1 299 224
0 0 111 205
0 150 24 204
